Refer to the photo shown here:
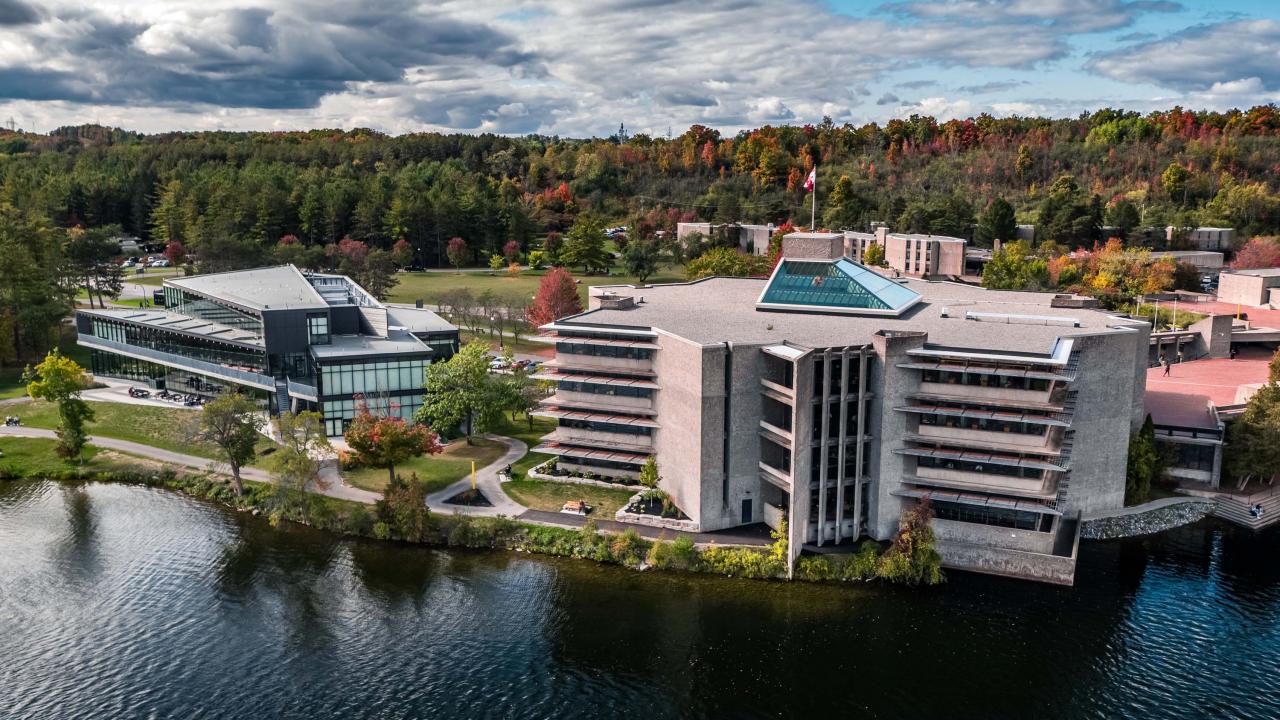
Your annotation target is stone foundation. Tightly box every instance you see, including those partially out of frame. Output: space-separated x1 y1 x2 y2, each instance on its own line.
1080 497 1214 540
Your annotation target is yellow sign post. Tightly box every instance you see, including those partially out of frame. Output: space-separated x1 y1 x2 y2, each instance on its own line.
471 460 476 490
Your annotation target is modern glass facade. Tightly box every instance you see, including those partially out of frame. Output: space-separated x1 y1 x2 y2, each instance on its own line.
317 357 429 435
162 287 263 334
90 318 267 372
760 259 920 313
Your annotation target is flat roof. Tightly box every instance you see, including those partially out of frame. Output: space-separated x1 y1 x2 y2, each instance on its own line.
385 305 457 334
1145 391 1218 431
1150 251 1223 258
310 330 430 360
79 308 264 347
1225 268 1280 277
558 273 1143 352
888 233 966 244
167 265 328 311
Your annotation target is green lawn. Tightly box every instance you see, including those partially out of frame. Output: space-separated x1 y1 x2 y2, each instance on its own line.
492 415 556 480
0 437 178 478
9 399 277 464
503 479 635 516
344 436 507 493
386 265 686 307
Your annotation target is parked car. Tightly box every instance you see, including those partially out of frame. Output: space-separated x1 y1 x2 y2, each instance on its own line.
489 357 510 370
150 259 170 268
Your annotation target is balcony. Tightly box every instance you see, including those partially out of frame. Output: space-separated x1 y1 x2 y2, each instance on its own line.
759 461 792 490
544 428 653 453
78 335 275 391
545 389 654 414
907 468 1058 500
911 425 1060 453
917 381 1065 409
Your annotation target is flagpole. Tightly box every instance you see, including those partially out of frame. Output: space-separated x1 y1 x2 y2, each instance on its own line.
810 164 817 230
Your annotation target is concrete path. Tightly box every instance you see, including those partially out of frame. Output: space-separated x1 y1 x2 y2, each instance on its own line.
425 434 528 516
0 425 378 504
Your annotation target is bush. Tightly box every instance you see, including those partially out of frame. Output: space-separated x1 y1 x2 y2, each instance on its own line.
610 528 647 566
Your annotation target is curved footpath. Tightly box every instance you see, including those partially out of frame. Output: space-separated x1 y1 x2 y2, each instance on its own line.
0 425 770 546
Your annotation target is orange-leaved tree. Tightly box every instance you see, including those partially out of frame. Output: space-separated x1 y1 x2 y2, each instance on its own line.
344 402 442 486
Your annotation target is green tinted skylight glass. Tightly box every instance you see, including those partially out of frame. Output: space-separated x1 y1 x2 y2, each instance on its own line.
758 258 920 314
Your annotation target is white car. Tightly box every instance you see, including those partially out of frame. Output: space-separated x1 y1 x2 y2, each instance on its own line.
489 358 510 370
149 259 170 268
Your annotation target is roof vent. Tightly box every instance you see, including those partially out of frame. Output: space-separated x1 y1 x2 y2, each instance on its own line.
598 295 636 310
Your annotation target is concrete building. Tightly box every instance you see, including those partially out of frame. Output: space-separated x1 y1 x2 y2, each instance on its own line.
1150 250 1224 275
676 222 773 256
835 229 967 279
535 233 1150 584
1217 268 1280 307
1169 226 1235 251
76 265 459 435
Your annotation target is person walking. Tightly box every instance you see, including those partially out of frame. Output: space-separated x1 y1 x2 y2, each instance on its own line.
1163 356 1172 377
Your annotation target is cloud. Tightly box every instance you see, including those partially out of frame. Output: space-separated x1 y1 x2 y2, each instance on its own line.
882 0 1182 33
898 80 938 90
1086 19 1280 90
956 80 1027 93
877 92 901 105
0 0 37 25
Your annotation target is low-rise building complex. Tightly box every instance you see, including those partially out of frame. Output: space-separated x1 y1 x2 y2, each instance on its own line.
76 265 458 435
536 233 1150 584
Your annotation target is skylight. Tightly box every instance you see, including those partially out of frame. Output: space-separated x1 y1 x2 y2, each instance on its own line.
756 258 922 316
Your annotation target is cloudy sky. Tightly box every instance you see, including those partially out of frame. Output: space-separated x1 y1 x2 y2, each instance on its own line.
0 0 1275 136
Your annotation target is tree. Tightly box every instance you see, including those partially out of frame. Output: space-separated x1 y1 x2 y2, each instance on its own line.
639 456 661 489
527 267 583 327
822 175 868 230
390 238 413 267
1226 383 1280 488
623 239 660 284
876 499 943 585
344 403 442 486
1162 162 1190 205
66 226 123 309
26 349 94 459
415 341 506 444
0 205 74 364
863 242 886 266
1106 199 1141 237
163 240 187 266
1125 415 1162 505
560 217 610 273
447 236 468 273
981 240 1051 290
974 197 1017 247
685 246 770 280
375 473 433 542
268 411 331 502
196 393 263 495
1230 237 1280 270
1037 174 1100 246
502 240 520 265
488 253 504 272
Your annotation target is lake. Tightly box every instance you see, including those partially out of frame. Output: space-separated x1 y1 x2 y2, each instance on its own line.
2 480 1278 719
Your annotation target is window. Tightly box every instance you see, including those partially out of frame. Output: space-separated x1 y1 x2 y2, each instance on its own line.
558 379 652 398
307 313 330 345
932 500 1052 532
556 341 653 360
319 358 429 398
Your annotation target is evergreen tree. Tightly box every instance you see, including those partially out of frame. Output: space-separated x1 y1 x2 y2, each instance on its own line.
974 197 1017 247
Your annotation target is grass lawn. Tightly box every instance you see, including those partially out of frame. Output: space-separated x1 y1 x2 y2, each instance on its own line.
9 399 278 464
503 479 635 516
386 265 686 307
344 436 507 493
492 415 556 480
459 331 554 357
0 437 178 478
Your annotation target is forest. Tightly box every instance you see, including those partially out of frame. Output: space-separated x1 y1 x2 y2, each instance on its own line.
2 105 1280 363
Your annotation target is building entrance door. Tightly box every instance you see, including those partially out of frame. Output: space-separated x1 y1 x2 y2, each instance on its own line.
741 499 752 524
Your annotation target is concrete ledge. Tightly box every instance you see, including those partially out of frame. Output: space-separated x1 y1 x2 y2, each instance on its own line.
527 465 640 491
1080 497 1214 539
614 491 701 533
936 539 1077 585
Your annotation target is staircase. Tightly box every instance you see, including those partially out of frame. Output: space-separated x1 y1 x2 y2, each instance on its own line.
1211 485 1280 530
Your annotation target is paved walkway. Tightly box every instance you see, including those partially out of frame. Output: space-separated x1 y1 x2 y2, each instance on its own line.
425 434 528 516
0 425 379 504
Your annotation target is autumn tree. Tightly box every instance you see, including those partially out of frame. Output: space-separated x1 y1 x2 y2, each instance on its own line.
164 240 187 266
863 242 886 266
1230 237 1280 270
447 236 468 273
527 267 583 327
26 349 94 459
196 393 263 495
1162 162 1190 205
1226 384 1280 488
345 402 442 485
502 240 520 265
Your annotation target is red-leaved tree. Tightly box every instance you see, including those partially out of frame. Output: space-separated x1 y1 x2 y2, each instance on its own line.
391 238 413 267
164 240 186 265
527 267 583 327
1231 237 1280 270
344 404 442 486
503 240 520 265
447 237 468 273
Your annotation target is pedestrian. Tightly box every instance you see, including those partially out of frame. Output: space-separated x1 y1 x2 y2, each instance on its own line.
1177 349 1184 364
1230 346 1237 360
1163 356 1172 377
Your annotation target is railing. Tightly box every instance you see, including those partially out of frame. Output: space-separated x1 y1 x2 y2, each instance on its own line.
286 378 319 401
78 335 275 391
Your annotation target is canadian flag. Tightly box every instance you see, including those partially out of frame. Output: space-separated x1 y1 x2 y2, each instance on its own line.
803 167 816 192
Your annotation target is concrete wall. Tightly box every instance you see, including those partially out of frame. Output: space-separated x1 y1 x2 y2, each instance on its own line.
1191 314 1234 359
1217 273 1272 306
936 241 965 277
936 539 1076 585
867 332 927 540
1061 332 1142 516
650 333 710 530
932 517 1055 554
781 233 843 261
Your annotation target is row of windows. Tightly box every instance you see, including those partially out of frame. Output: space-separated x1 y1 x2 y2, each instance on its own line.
319 359 429 397
1160 440 1216 473
811 357 866 396
162 288 263 335
559 455 645 472
91 319 267 373
922 369 1052 392
558 380 653 398
916 454 1045 480
919 413 1049 437
321 395 423 436
558 419 652 436
556 342 653 360
932 500 1054 532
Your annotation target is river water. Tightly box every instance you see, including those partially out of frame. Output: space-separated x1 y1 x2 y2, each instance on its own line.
2 480 1278 720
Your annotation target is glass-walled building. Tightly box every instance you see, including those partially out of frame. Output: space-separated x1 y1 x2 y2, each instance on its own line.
76 265 459 436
